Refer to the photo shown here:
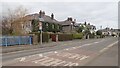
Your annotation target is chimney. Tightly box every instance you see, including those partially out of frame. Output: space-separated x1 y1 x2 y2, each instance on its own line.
39 10 42 18
67 17 72 21
84 21 87 25
51 13 54 19
72 19 76 25
43 11 45 16
39 10 45 18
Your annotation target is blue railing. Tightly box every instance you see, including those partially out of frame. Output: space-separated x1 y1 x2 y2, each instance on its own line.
0 36 32 46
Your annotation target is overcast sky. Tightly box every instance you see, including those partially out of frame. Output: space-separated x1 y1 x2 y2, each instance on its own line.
1 2 118 29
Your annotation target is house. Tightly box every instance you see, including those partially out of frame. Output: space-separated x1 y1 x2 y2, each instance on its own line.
74 21 96 39
59 17 76 33
12 10 63 35
75 21 96 34
101 28 120 37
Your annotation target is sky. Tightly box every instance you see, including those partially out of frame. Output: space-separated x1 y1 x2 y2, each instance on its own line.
1 0 119 29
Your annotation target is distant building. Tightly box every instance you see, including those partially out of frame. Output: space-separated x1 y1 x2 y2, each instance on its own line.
59 17 76 33
100 27 120 37
75 21 96 34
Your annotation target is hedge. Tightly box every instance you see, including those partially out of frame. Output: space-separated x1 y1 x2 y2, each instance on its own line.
58 33 73 41
29 32 50 43
73 33 83 39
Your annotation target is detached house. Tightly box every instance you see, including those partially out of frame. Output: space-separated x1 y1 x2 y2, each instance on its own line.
26 10 62 33
36 10 62 33
12 10 62 35
59 17 76 33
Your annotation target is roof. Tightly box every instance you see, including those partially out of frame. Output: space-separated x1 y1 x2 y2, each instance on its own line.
59 20 74 26
25 13 60 24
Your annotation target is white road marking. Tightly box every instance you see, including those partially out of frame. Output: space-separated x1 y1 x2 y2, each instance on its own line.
33 56 49 63
65 48 69 50
20 57 26 62
69 54 79 59
80 56 89 60
72 47 76 49
45 59 62 66
40 58 55 65
100 41 118 53
94 42 99 43
39 54 43 57
54 51 58 54
53 61 66 66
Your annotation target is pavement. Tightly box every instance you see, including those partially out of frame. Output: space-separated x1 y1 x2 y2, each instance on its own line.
1 37 119 66
1 39 89 53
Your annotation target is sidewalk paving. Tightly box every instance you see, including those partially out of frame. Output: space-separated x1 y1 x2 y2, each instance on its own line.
1 38 106 53
1 40 79 53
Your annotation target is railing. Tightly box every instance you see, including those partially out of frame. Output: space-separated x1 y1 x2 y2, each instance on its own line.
0 36 32 47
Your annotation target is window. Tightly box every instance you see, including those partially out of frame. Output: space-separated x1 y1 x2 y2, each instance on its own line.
46 23 48 28
57 25 59 29
52 24 54 29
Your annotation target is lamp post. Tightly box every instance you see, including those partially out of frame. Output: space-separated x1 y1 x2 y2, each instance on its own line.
39 21 42 45
71 23 73 32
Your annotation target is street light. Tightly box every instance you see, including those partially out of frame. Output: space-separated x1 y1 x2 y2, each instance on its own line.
71 23 73 31
39 22 42 45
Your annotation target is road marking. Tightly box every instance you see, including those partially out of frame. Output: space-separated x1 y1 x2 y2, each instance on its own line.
54 51 58 54
39 54 43 57
40 58 55 65
72 47 76 49
33 56 49 63
80 56 89 60
65 48 69 50
99 41 118 53
20 57 26 62
53 61 66 66
45 59 62 66
94 42 99 43
69 54 79 59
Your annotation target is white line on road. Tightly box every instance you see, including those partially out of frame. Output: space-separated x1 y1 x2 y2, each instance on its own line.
99 41 118 53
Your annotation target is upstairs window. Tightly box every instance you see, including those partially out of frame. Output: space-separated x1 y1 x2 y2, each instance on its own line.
52 24 55 29
46 23 48 28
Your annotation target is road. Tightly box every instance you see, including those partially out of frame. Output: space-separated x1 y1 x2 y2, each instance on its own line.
2 37 118 66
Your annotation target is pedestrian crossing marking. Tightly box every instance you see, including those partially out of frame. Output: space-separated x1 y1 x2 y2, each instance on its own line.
32 56 49 63
80 56 89 60
20 57 26 62
52 61 66 66
45 59 62 66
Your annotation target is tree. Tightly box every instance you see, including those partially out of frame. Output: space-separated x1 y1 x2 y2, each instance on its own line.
77 25 84 33
2 6 28 35
96 30 102 35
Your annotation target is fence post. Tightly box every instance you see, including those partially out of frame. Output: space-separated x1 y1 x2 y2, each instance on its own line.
5 37 8 47
18 36 21 45
29 36 32 45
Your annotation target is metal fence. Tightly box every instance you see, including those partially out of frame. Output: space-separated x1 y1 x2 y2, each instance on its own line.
0 36 32 46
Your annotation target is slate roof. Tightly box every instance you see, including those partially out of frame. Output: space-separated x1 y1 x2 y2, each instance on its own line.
24 13 60 24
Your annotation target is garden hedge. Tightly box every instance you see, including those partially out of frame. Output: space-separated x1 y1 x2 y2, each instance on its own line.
58 33 73 41
73 33 83 39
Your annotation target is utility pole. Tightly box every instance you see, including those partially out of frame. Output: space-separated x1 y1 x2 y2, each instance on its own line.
39 21 42 45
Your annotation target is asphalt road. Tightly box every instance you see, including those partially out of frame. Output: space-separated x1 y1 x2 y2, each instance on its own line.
2 37 118 66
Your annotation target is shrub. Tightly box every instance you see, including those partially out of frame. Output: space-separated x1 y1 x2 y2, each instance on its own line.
96 30 102 35
73 33 83 39
89 33 95 38
58 33 73 41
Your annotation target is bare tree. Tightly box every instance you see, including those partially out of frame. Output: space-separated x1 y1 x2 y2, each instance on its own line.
2 6 28 35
